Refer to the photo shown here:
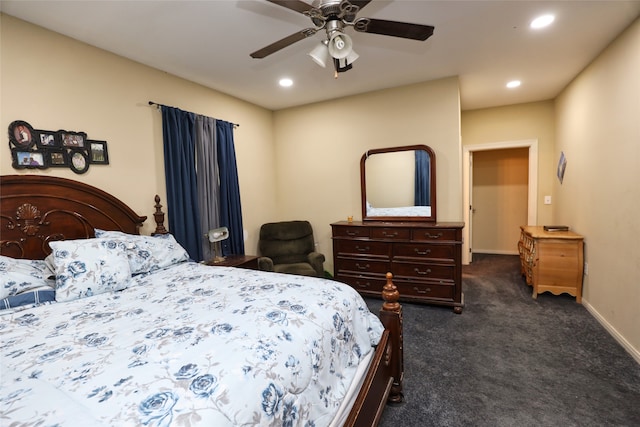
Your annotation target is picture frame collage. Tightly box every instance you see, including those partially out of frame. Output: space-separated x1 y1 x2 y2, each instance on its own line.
8 120 109 174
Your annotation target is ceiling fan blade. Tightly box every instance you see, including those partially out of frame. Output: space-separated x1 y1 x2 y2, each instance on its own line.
267 0 314 15
250 29 317 59
354 18 435 41
348 0 373 10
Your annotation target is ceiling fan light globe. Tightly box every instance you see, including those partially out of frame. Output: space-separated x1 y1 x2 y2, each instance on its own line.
308 43 329 68
346 50 359 64
328 32 353 59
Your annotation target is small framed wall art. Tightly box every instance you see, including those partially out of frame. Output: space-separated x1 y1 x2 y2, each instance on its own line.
69 150 89 174
60 130 87 148
46 149 69 167
8 121 35 149
88 140 109 164
36 130 59 148
12 150 46 169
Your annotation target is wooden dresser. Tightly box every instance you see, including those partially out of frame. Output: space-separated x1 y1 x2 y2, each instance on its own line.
518 226 584 302
331 221 464 313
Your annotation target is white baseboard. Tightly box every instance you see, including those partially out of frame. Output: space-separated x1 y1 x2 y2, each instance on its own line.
583 298 640 365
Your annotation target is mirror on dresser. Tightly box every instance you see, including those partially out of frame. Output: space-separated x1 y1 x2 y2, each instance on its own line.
360 144 436 222
332 144 464 313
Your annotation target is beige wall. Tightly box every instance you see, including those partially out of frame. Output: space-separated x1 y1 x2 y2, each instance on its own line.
273 77 463 273
462 100 555 227
0 14 277 253
554 18 640 357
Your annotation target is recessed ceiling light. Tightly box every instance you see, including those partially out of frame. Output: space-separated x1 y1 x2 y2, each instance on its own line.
506 80 521 89
279 78 293 87
531 14 555 29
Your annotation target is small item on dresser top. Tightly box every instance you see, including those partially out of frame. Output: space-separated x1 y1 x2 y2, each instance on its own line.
543 225 569 232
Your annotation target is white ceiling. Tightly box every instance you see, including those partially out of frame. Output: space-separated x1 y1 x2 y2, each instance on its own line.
2 0 639 111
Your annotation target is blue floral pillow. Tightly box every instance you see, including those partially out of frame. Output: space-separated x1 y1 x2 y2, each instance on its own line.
49 239 132 302
94 230 189 275
0 255 54 299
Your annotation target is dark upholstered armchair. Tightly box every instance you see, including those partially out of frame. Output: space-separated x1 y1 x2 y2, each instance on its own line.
257 220 325 277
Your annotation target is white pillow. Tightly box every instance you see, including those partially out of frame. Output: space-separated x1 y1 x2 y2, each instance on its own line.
49 239 132 302
0 255 54 299
94 229 189 274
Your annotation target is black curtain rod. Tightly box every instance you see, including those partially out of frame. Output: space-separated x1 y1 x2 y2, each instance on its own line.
148 101 239 128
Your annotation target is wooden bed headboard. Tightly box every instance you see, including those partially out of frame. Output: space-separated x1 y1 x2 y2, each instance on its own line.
0 175 147 260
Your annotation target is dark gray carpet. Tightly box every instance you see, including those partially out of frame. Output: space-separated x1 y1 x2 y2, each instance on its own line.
367 254 640 427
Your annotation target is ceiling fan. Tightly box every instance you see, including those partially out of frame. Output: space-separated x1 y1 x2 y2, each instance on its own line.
250 0 435 74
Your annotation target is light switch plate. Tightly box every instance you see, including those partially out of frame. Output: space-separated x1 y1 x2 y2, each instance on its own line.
544 195 552 205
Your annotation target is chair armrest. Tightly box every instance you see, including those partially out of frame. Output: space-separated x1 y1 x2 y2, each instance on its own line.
257 256 274 272
307 252 326 277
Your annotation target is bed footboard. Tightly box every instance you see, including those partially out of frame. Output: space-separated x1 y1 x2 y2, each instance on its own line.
345 272 404 427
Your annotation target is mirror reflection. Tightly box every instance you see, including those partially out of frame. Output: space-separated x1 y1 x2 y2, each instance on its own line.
361 145 436 222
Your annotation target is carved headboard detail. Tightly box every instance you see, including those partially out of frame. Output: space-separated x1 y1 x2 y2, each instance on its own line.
1 175 147 259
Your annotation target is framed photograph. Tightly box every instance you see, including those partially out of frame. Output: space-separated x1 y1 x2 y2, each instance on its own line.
69 150 89 174
88 140 109 164
8 120 35 149
46 149 69 167
557 151 567 184
36 130 59 148
60 130 87 148
11 150 46 169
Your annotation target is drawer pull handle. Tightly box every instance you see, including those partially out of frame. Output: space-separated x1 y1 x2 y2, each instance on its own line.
382 231 399 237
414 268 432 276
414 286 431 294
355 263 370 270
355 246 370 252
424 232 443 239
346 231 358 236
414 248 432 255
355 282 371 289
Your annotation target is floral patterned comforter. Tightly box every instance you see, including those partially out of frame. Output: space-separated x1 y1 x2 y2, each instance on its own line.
0 263 384 426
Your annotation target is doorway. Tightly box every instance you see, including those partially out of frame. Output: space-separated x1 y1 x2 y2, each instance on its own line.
462 140 538 264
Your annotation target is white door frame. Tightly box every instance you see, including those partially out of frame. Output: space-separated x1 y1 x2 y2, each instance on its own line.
462 139 538 264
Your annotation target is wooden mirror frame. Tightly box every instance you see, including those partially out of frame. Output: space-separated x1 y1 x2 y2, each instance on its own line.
360 144 436 222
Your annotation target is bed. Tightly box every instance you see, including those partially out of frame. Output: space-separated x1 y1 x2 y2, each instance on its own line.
0 175 403 427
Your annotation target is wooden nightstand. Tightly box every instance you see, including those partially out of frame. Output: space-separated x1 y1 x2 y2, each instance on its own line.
204 254 259 270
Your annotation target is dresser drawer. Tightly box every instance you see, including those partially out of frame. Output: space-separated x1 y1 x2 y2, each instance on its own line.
394 279 455 300
334 240 391 258
336 274 386 294
332 225 370 238
335 258 390 275
393 243 455 262
331 220 464 312
537 241 580 263
393 261 455 281
412 228 459 242
370 227 411 240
